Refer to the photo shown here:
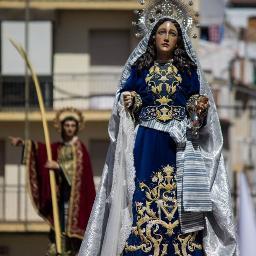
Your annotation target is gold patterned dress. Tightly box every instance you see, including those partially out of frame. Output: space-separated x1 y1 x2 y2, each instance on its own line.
121 61 204 256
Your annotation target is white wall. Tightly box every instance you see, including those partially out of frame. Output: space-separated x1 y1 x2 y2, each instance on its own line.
52 10 135 109
226 8 256 28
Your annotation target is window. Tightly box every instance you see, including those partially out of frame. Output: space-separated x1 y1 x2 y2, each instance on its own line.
253 62 256 85
220 121 230 150
200 26 209 41
0 21 53 109
1 21 52 75
90 29 130 66
248 17 256 29
0 76 53 108
247 17 256 41
200 25 223 43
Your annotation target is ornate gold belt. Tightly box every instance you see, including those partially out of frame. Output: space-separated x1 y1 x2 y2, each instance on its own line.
139 105 186 123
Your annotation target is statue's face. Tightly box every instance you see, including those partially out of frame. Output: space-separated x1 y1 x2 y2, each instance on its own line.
62 120 77 138
155 21 178 57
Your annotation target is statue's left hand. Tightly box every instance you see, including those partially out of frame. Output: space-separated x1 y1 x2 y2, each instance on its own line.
196 95 209 115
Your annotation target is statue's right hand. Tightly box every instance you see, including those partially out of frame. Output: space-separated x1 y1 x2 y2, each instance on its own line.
8 136 24 147
123 91 135 109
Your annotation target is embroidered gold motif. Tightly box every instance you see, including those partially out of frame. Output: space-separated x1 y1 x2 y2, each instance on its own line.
156 96 172 105
146 62 182 101
156 106 173 122
124 165 203 256
145 62 183 123
58 145 74 186
150 83 163 95
67 140 85 239
174 233 203 256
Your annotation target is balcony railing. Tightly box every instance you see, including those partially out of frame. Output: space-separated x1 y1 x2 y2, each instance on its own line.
0 163 102 230
0 164 44 230
0 76 53 111
0 72 120 111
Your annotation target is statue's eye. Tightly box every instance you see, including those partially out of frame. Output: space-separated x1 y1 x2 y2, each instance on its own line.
158 30 166 35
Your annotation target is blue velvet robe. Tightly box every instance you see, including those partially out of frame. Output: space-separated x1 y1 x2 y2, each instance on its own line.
121 62 204 256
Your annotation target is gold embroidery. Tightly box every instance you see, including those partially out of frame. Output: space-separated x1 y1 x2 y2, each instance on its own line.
25 140 41 211
57 140 85 239
145 62 183 123
25 141 55 230
124 165 203 255
146 62 182 102
156 96 172 105
156 106 173 122
66 140 85 239
174 233 203 256
58 145 75 186
151 83 163 95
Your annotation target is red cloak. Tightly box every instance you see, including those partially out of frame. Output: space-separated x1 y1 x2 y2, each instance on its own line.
23 139 96 239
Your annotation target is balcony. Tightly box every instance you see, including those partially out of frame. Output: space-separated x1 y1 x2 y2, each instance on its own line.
0 72 120 112
0 165 48 232
53 71 119 110
0 161 103 232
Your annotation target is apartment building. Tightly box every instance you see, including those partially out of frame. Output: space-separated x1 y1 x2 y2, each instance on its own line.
0 1 202 255
225 0 256 194
0 1 140 255
198 0 256 183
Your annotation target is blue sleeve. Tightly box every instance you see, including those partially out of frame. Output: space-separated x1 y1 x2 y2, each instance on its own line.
180 68 200 99
119 66 137 93
119 67 153 107
133 69 153 107
187 69 200 97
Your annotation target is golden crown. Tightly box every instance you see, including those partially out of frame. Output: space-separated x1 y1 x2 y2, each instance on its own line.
133 0 199 38
53 107 85 133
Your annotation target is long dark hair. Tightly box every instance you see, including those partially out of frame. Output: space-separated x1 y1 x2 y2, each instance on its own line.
134 18 197 73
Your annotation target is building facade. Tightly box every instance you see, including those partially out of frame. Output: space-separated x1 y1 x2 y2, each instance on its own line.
0 1 224 255
0 1 140 255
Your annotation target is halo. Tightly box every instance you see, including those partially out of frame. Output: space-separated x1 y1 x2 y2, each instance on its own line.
133 0 199 38
53 107 85 133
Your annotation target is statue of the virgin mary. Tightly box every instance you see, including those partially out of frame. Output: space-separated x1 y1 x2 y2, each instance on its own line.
79 0 238 255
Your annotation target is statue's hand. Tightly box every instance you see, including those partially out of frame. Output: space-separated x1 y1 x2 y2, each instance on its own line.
9 136 24 147
45 160 60 171
195 95 209 116
123 91 135 109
